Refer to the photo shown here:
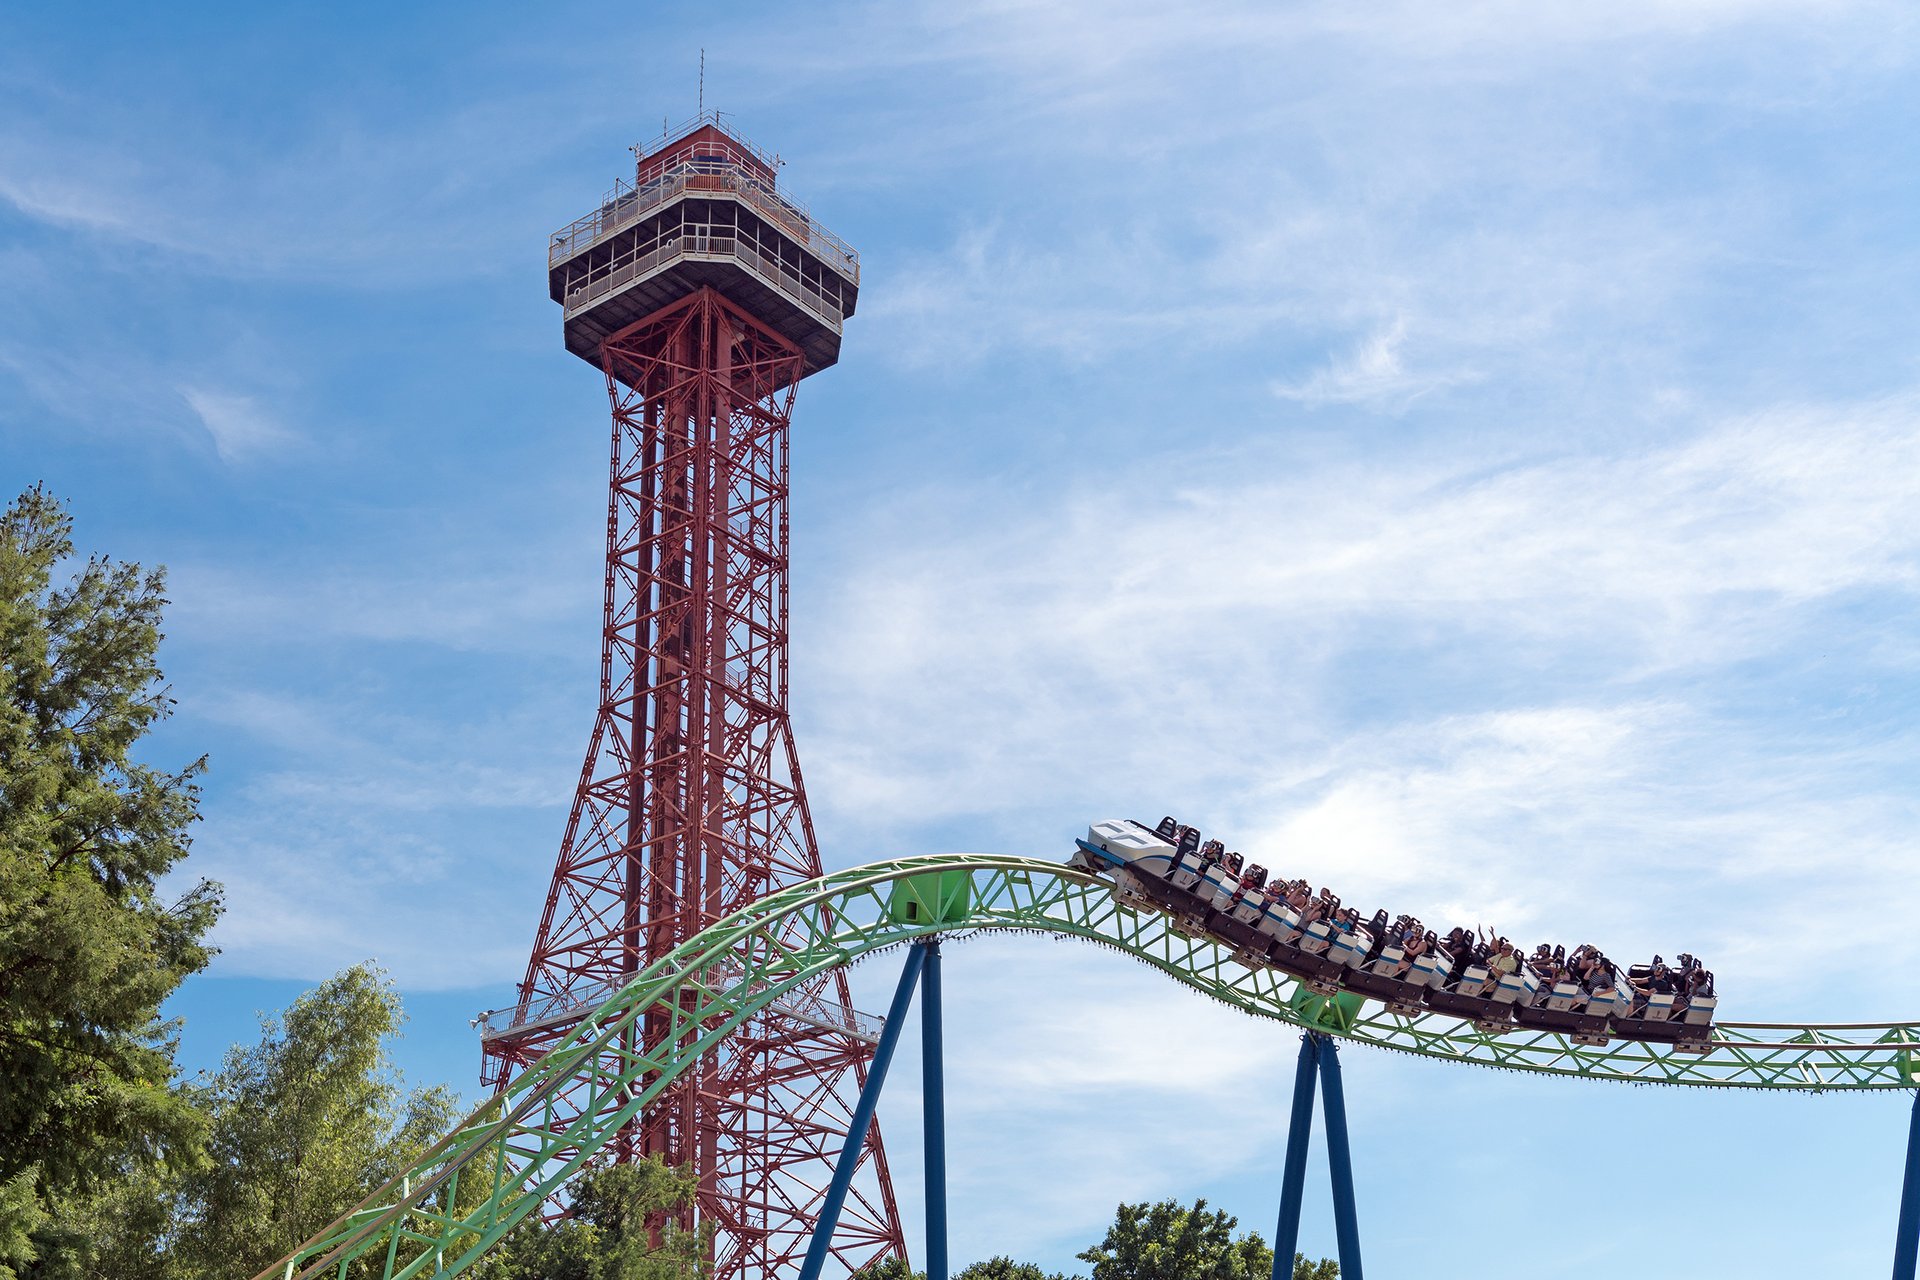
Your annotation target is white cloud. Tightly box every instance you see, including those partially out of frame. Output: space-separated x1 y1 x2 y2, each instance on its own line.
181 386 300 463
880 937 1309 1262
822 0 1910 408
0 171 144 241
808 396 1920 803
0 76 591 284
169 538 597 657
1273 317 1480 409
171 679 584 988
856 76 1725 388
884 0 1909 89
800 395 1920 1008
143 514 610 987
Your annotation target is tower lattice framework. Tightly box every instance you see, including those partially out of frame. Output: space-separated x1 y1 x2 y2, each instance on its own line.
481 117 903 1280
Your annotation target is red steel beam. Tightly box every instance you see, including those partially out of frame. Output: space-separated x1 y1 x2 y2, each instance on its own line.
483 286 904 1278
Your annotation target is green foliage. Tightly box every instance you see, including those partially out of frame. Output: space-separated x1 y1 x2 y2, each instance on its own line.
160 964 464 1277
853 1256 1074 1280
476 1159 710 1280
1073 1198 1336 1280
25 1161 178 1280
849 1262 921 1280
0 486 220 1276
956 1257 1071 1280
849 1208 1333 1280
1075 1199 1271 1280
40 964 463 1279
0 1176 45 1278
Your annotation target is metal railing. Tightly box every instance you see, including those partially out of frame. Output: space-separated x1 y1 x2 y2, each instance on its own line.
472 973 627 1041
705 960 885 1044
550 159 859 287
475 960 881 1045
560 231 848 332
635 110 781 176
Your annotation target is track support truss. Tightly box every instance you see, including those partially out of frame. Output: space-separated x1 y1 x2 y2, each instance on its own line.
1271 1033 1364 1280
1895 1089 1920 1280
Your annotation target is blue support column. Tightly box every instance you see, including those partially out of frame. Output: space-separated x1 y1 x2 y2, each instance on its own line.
799 943 928 1280
1317 1037 1365 1280
923 939 949 1280
1270 1033 1321 1280
1893 1089 1920 1280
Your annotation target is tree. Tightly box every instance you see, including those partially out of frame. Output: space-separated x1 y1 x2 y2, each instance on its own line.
849 1260 920 1280
848 1258 921 1280
956 1258 1071 1280
850 1209 1334 1280
1076 1199 1264 1280
476 1158 710 1280
1076 1198 1334 1280
61 964 704 1280
851 1261 1072 1280
151 964 464 1278
0 486 221 1276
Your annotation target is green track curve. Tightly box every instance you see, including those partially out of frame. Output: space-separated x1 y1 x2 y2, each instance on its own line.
259 853 1920 1280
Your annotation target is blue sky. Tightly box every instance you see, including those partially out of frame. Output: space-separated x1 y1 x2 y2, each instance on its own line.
5 0 1920 1274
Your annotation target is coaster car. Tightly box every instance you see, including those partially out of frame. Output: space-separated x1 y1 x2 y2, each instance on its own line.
1068 819 1718 1049
1341 944 1435 1016
1514 979 1612 1045
1424 962 1514 1032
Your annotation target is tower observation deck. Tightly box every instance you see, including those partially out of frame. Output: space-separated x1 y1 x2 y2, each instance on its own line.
485 114 903 1280
548 119 860 378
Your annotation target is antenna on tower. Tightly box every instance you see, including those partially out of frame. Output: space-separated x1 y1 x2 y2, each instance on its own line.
699 48 705 116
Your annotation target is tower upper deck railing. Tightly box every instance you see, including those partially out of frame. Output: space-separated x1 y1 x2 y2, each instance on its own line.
549 113 860 286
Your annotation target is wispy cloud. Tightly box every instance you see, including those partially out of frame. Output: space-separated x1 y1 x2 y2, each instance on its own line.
825 0 1912 410
873 936 1308 1263
801 394 1920 1007
181 386 300 463
173 678 585 989
152 532 606 987
0 46 608 285
1272 317 1480 409
170 547 595 658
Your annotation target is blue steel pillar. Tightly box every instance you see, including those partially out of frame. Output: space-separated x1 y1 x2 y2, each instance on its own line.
1893 1089 1920 1280
799 943 928 1280
1270 1033 1321 1280
1317 1037 1365 1280
923 940 949 1280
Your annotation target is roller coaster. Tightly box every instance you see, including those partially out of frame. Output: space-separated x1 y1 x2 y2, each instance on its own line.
258 849 1920 1280
1070 818 1719 1051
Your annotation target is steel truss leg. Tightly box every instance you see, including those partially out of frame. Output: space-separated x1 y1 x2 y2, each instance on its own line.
799 944 927 1280
1270 1034 1321 1280
1317 1037 1365 1280
923 940 948 1280
1894 1089 1920 1280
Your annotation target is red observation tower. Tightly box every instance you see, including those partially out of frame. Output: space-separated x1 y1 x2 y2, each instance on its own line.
478 114 904 1278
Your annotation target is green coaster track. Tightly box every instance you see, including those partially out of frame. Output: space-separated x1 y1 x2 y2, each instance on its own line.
259 853 1920 1280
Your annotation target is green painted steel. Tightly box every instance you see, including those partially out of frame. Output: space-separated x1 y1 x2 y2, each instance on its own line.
256 854 1920 1280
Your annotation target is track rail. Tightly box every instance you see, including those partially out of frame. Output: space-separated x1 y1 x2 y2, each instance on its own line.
257 854 1920 1280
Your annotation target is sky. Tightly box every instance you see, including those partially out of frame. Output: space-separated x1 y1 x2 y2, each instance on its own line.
4 0 1920 1274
